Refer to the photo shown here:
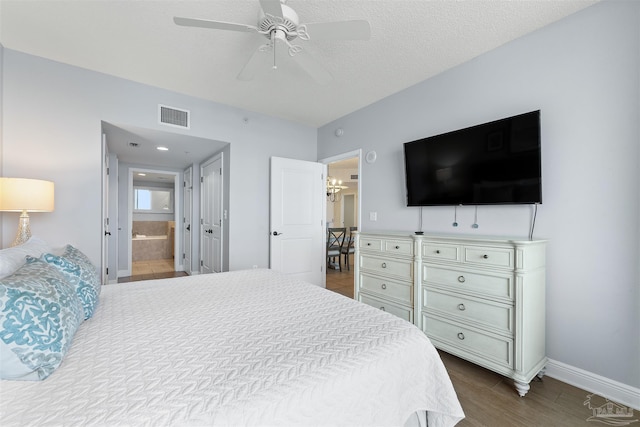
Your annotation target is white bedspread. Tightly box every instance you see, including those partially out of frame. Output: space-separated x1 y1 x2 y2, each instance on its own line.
1 269 464 426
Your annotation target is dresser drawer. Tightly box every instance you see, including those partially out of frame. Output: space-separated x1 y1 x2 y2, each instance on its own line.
463 246 514 269
423 266 513 301
422 242 461 262
383 239 413 256
359 294 413 323
359 236 383 252
424 316 513 368
360 274 412 304
360 236 414 256
423 288 513 334
360 254 413 281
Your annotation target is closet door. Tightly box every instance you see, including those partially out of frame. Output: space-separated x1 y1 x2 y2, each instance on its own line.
200 154 223 274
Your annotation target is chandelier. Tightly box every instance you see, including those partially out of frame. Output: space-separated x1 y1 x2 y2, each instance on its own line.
327 177 348 203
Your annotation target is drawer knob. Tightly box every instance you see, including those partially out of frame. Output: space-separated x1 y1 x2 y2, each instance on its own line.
457 303 466 311
367 243 371 246
457 275 465 283
381 284 387 290
381 262 387 268
482 254 489 259
380 306 386 311
435 250 441 254
395 245 400 249
457 332 465 340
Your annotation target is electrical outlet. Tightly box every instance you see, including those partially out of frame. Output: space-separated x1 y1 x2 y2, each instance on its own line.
252 265 258 269
369 212 377 221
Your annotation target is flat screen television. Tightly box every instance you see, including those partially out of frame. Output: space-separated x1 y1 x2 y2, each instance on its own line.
403 110 542 206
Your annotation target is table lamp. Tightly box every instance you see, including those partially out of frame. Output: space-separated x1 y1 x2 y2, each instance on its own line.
0 177 55 247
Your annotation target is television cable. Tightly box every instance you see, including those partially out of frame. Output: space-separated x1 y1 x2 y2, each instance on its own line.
472 206 479 229
529 203 538 240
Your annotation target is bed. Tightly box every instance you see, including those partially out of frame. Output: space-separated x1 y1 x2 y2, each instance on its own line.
1 244 463 426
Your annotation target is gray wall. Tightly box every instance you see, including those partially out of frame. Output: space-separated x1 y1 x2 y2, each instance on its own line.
318 1 639 389
1 49 317 271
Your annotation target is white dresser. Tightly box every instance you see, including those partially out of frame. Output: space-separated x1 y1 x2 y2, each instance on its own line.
354 231 547 397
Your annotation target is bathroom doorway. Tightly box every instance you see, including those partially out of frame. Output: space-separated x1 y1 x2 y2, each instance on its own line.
129 168 181 278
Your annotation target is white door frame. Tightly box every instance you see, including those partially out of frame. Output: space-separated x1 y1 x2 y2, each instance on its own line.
319 149 362 233
127 168 181 276
183 166 193 275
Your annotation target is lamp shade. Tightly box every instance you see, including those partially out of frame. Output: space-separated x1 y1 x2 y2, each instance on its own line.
0 178 55 212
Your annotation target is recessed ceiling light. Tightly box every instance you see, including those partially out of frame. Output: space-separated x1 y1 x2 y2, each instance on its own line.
137 173 146 176
157 146 169 151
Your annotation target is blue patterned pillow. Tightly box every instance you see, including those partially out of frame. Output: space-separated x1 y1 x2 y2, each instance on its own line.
59 245 101 298
0 257 84 380
42 253 98 319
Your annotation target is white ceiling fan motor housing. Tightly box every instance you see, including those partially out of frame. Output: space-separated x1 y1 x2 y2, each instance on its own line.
258 4 300 41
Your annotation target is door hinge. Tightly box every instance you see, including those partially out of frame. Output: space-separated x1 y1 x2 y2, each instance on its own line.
200 260 203 266
201 177 204 183
106 267 109 275
183 253 186 260
219 168 222 175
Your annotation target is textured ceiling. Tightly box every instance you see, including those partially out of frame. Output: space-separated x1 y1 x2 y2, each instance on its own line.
0 0 598 129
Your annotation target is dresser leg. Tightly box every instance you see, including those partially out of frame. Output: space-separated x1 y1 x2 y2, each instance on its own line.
514 380 530 397
536 367 547 379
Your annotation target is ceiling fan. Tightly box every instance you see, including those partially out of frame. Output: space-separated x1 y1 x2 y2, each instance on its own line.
174 0 371 84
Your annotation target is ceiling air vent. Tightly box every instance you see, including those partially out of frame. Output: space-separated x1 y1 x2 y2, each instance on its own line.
351 174 358 180
159 104 190 129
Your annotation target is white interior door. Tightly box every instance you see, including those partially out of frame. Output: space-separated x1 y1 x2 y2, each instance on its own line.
101 133 110 285
183 166 193 275
270 157 325 287
200 154 223 274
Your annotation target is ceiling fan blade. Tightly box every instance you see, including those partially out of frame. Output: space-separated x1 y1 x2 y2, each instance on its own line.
174 17 258 33
289 48 333 85
303 20 371 41
259 0 284 19
237 46 270 81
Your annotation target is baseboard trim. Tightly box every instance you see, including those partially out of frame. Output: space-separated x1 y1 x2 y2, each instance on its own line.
546 358 640 410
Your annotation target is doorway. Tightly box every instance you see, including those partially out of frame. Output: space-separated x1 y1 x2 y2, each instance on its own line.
322 151 361 298
128 168 181 278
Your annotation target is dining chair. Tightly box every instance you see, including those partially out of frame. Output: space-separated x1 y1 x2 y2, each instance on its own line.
327 227 346 271
341 226 357 271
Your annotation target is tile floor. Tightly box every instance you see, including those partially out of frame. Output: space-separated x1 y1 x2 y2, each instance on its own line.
118 258 187 283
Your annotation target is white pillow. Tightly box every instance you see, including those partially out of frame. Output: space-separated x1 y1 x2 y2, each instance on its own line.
0 237 52 279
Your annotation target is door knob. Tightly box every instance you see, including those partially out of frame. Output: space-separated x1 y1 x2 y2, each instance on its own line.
272 231 283 236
